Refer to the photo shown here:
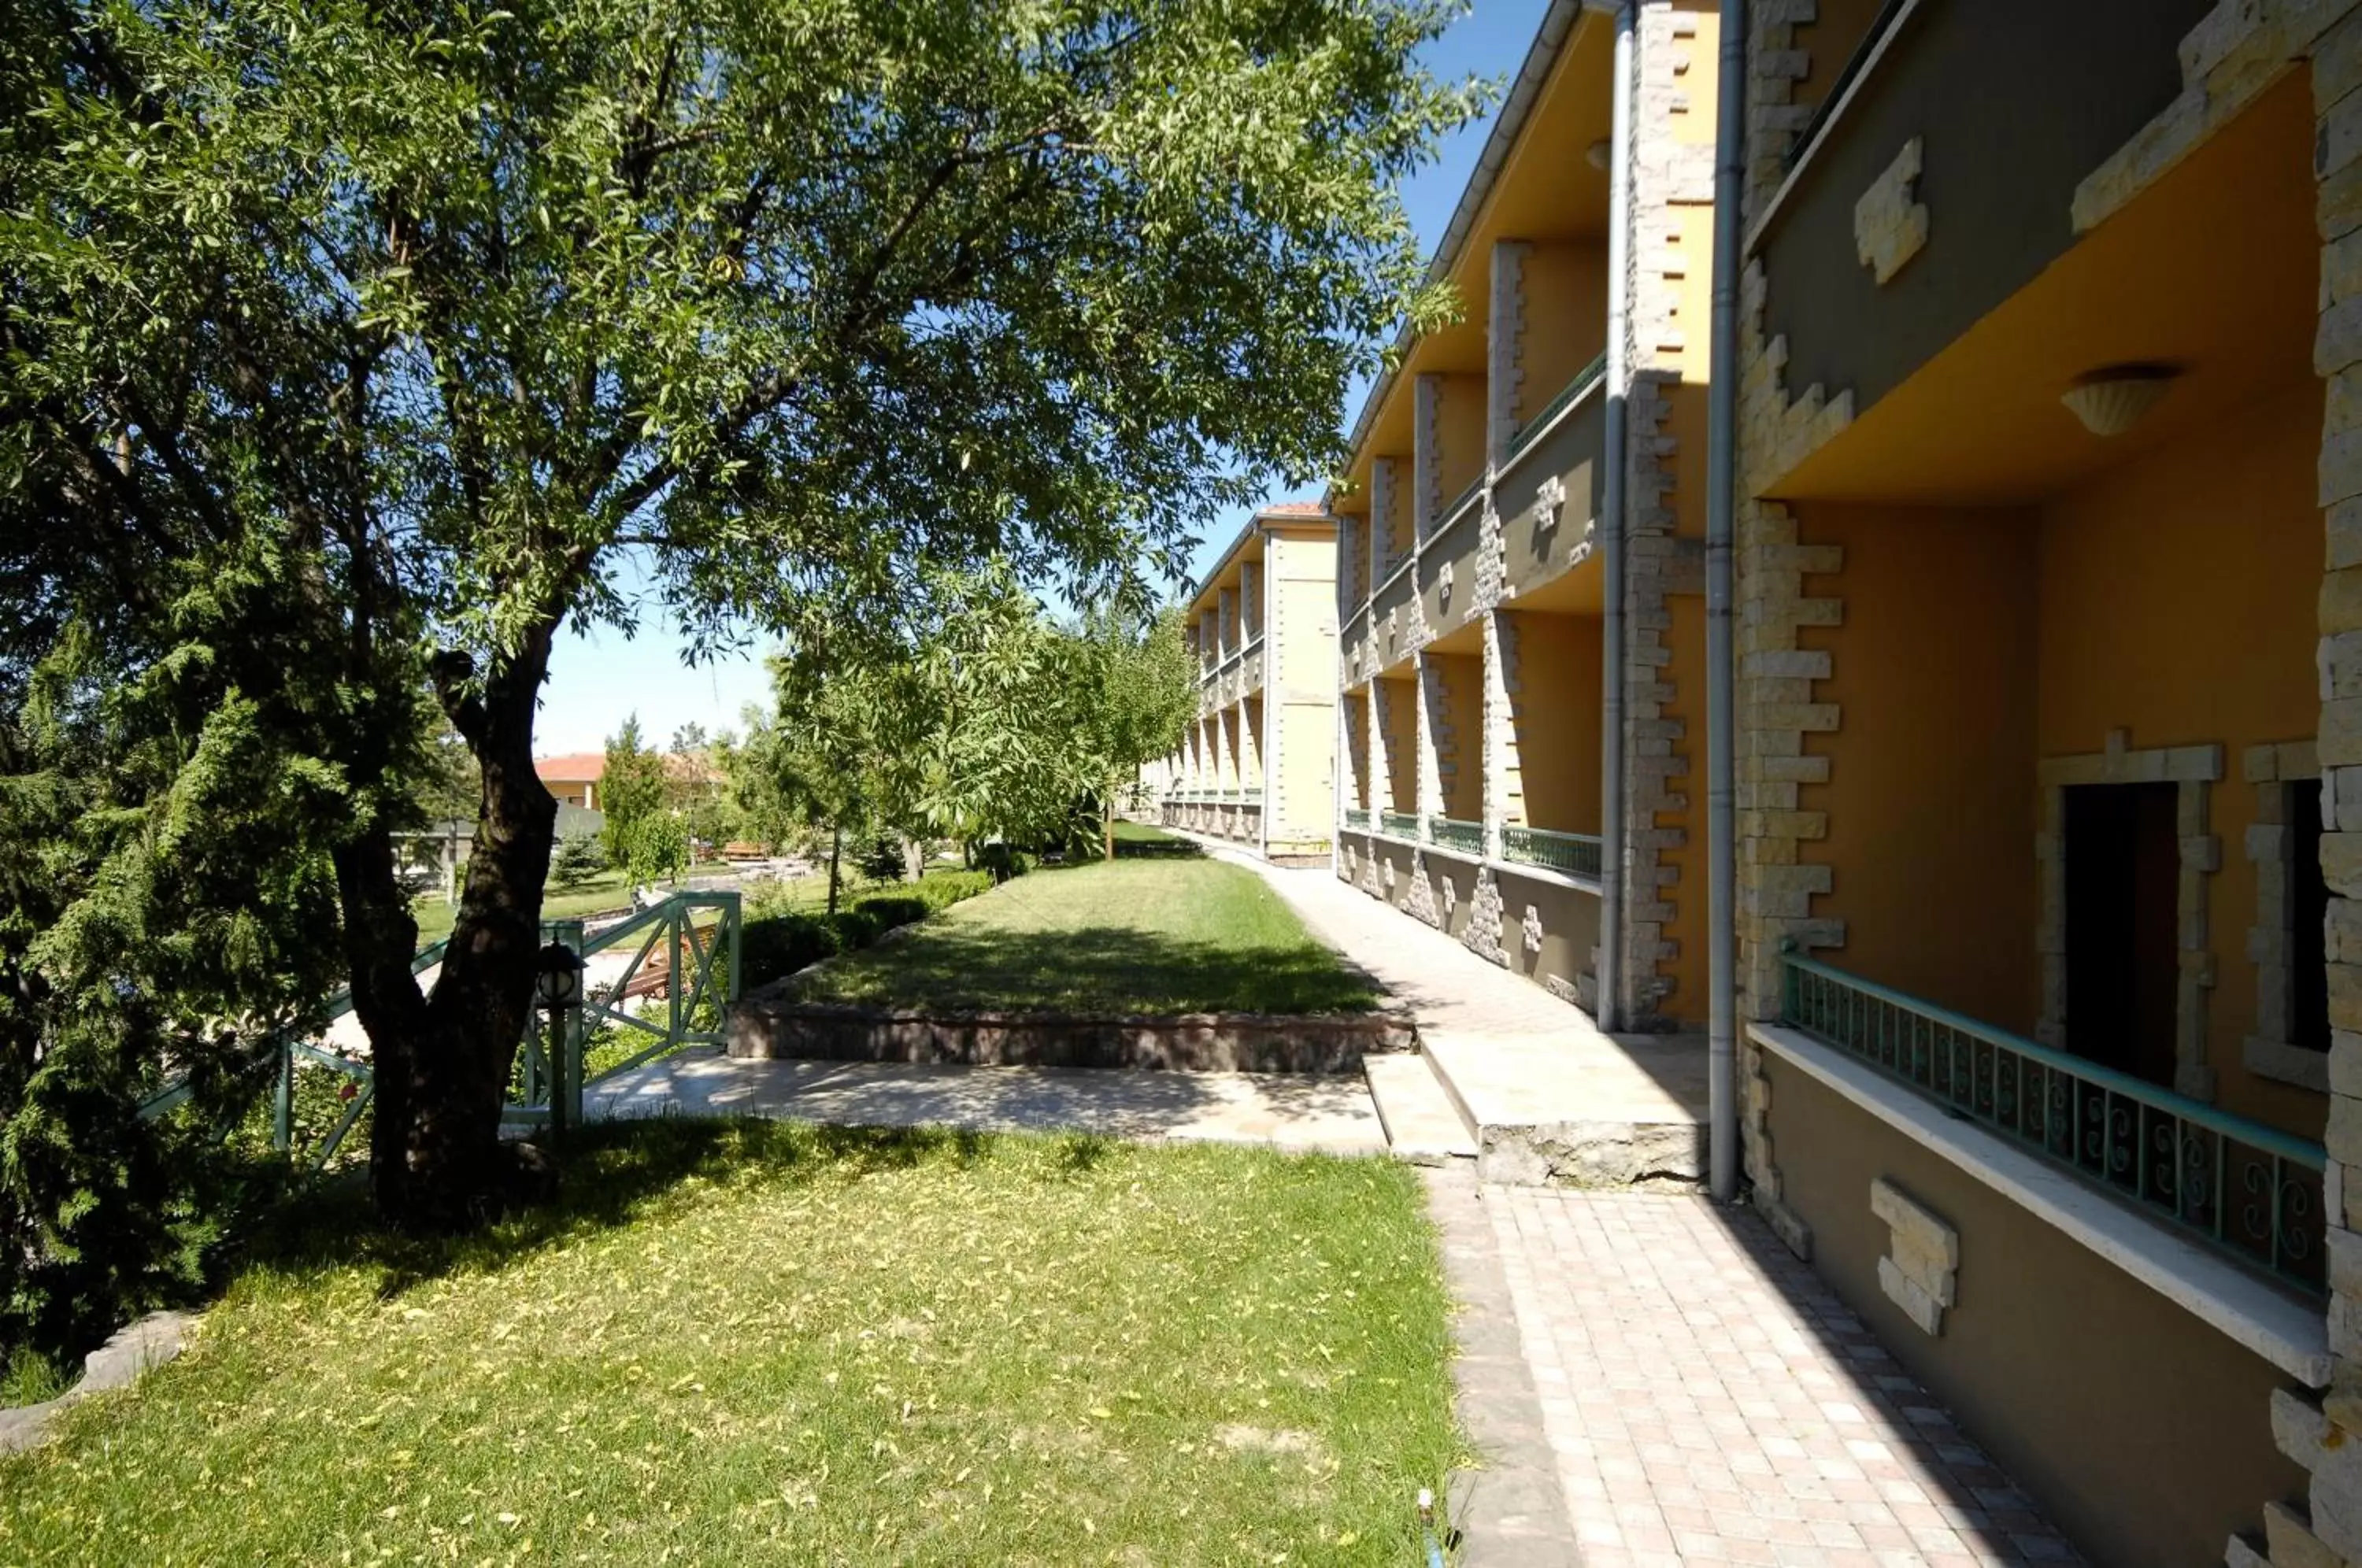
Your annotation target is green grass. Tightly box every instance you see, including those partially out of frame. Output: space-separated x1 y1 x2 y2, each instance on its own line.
791 858 1379 1015
0 1350 68 1409
0 1121 1456 1565
1109 819 1175 844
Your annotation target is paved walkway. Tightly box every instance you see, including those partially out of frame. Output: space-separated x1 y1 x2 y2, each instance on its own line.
1453 1180 2080 1567
1210 848 1709 1133
585 1050 1388 1153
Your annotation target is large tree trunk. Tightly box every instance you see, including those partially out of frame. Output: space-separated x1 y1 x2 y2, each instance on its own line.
345 640 557 1231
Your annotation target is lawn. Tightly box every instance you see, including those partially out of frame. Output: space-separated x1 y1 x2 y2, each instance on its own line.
790 857 1381 1015
1109 818 1176 843
0 1121 1457 1565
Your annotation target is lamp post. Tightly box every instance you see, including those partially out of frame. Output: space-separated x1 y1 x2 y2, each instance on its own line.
535 940 584 1141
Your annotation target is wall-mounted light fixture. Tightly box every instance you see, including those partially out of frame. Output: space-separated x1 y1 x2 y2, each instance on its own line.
1585 139 1612 172
2060 363 2179 437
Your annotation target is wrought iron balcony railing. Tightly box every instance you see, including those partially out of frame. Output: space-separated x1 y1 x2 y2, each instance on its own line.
1508 351 1608 463
1379 809 1423 841
1342 807 1371 832
1501 824 1603 878
1778 952 2327 1296
1428 815 1485 856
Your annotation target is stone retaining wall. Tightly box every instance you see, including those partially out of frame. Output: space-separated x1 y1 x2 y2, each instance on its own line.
727 1000 1415 1074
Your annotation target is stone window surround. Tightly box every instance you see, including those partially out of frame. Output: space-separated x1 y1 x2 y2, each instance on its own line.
2034 731 2223 1104
2245 740 2327 1093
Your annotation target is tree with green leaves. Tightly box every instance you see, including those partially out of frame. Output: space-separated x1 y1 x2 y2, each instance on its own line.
713 717 799 857
1064 606 1201 859
597 717 670 878
2 0 1475 1228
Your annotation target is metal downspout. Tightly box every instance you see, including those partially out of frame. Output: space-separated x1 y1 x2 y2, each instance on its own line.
1706 0 1747 1203
1597 1 1634 1034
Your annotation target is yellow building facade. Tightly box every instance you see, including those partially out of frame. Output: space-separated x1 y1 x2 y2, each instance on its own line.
1156 504 1340 863
1726 3 2362 1563
1327 0 1725 1031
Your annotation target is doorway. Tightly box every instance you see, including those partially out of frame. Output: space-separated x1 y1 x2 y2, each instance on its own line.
2062 782 2180 1086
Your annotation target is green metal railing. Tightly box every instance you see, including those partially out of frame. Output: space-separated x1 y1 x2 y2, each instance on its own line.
1501 824 1604 879
1343 808 1372 832
1379 809 1423 841
139 892 742 1170
1783 0 1916 172
1428 815 1485 855
1779 952 2327 1295
516 892 742 1130
1508 352 1608 460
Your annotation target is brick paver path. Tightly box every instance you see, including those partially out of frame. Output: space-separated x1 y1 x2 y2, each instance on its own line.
1482 1185 2080 1567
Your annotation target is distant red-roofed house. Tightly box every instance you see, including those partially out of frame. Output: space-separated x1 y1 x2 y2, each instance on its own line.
535 752 607 810
535 749 723 813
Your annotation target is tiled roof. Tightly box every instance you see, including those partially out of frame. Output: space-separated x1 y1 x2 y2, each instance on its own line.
535 752 605 783
1258 501 1331 518
535 749 723 786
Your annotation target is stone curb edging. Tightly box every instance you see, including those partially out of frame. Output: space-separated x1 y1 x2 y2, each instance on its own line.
0 1310 194 1455
1422 1167 1580 1567
725 998 1418 1075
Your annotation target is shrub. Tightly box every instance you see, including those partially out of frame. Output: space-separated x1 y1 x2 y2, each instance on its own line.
857 836 907 882
828 907 883 949
852 895 928 930
549 832 606 891
974 844 1032 883
739 912 842 987
737 870 995 989
913 870 993 911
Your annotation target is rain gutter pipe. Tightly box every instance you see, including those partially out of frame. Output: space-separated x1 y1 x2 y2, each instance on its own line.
1706 0 1746 1203
1597 0 1634 1034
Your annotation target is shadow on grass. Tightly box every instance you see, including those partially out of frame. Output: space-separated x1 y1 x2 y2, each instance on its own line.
251 1117 1013 1304
789 920 1379 1016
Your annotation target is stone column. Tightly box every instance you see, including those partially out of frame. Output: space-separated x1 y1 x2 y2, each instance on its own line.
1482 609 1526 860
1217 587 1237 657
1487 239 1531 469
1242 561 1264 642
2305 11 2362 1567
1371 457 1400 582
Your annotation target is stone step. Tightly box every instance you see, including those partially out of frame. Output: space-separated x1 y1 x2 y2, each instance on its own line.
1420 1030 1710 1188
1365 1052 1479 1163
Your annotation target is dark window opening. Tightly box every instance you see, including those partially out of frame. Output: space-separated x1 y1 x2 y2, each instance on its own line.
2294 779 2331 1053
2063 782 2180 1089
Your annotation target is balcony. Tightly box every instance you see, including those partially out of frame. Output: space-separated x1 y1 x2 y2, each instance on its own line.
1427 815 1484 856
1379 808 1423 842
1492 360 1605 599
1778 952 2326 1296
1501 824 1602 881
1420 486 1484 639
1746 1 2203 464
1342 807 1371 833
1370 554 1419 672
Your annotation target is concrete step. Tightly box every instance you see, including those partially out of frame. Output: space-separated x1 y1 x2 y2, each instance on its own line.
1364 1052 1478 1164
1419 1030 1711 1188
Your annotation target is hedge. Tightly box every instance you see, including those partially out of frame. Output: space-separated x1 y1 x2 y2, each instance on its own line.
739 869 997 989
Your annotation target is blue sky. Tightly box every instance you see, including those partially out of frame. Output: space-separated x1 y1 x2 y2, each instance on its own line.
534 0 1552 757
